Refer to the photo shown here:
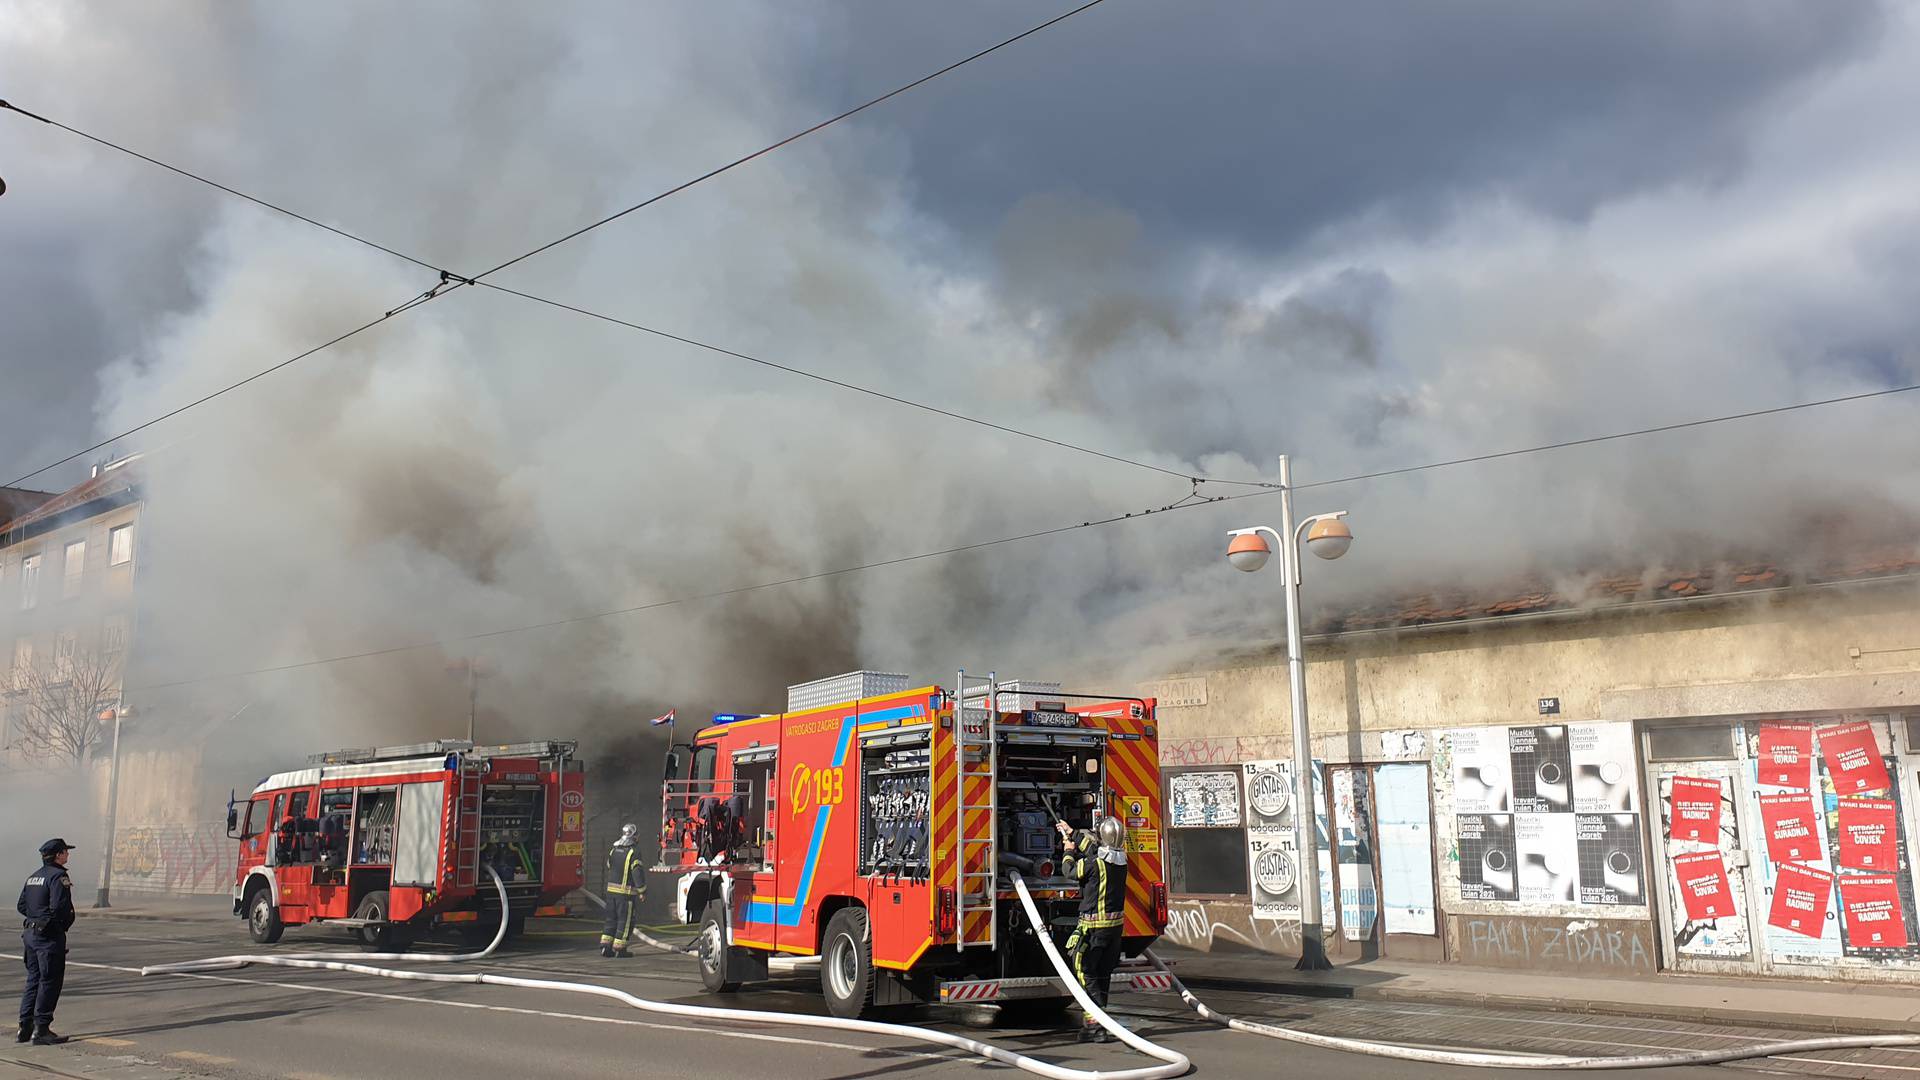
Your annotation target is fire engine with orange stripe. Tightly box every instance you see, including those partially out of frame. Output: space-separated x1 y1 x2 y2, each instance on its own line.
656 671 1171 1019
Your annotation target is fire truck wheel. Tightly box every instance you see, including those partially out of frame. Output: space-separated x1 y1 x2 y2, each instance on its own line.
697 900 741 993
820 908 874 1020
246 888 284 945
353 891 408 952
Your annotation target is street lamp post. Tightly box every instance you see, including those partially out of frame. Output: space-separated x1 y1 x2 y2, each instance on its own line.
1226 453 1353 971
94 705 124 909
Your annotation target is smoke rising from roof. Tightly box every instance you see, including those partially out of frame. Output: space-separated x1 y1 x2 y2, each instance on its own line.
3 2 1919 810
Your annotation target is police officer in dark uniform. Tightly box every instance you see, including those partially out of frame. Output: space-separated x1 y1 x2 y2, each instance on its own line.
17 838 76 1046
1057 816 1129 1044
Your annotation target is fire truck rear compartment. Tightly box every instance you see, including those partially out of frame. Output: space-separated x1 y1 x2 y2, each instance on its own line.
472 785 546 913
994 739 1102 886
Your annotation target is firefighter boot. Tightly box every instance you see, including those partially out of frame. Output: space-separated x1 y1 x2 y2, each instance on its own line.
16 1019 30 1044
600 944 615 958
1078 1022 1109 1045
31 1024 68 1046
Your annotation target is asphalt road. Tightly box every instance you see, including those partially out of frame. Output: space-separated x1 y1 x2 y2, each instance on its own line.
4 912 1917 1080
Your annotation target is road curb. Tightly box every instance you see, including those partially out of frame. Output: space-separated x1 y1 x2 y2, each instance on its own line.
1175 973 1920 1037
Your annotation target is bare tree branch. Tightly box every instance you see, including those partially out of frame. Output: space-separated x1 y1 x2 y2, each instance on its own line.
7 644 123 769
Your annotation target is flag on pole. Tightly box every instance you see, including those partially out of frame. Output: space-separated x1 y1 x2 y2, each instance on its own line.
649 709 675 727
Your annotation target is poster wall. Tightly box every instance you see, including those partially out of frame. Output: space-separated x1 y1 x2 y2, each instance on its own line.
1733 719 1918 967
1243 760 1332 922
1449 723 1645 909
1169 772 1242 828
1657 768 1751 958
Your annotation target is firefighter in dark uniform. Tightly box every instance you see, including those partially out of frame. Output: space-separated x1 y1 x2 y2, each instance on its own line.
599 824 646 958
17 839 76 1046
1057 815 1129 1043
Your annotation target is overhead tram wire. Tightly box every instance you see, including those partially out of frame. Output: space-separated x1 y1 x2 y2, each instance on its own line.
462 0 1114 284
1 2 1266 492
121 377 1920 695
476 282 1224 485
0 293 456 490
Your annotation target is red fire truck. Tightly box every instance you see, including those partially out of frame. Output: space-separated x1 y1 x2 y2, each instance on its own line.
226 740 586 950
658 672 1170 1019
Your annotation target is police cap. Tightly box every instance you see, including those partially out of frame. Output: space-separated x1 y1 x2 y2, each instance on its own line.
38 838 75 857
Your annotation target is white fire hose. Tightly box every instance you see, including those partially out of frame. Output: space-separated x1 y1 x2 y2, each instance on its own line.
143 868 1190 1080
139 869 1920 1075
1140 946 1920 1069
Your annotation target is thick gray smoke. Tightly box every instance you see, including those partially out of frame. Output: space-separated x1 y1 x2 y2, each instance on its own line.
3 1 1920 823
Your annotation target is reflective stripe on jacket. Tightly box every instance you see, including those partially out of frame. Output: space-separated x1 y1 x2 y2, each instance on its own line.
1061 831 1126 929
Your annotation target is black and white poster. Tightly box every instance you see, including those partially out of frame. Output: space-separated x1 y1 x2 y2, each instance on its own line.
1452 724 1646 909
1510 726 1573 813
1575 813 1645 905
1452 727 1512 813
1571 723 1638 813
1517 812 1577 903
1247 829 1299 920
1457 813 1517 901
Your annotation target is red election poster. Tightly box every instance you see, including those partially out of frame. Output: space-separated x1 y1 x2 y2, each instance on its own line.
1757 722 1814 789
1838 798 1899 871
1669 776 1723 842
1839 874 1910 948
1758 794 1820 864
1674 850 1735 921
1818 721 1891 794
1768 862 1834 937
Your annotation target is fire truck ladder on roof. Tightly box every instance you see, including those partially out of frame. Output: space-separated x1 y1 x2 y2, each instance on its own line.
954 669 999 952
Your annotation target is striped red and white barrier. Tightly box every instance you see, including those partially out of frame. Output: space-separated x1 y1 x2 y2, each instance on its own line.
941 981 1002 1002
1126 973 1172 992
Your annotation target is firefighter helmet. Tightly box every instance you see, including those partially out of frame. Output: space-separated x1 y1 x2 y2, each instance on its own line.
1096 815 1124 850
615 823 639 847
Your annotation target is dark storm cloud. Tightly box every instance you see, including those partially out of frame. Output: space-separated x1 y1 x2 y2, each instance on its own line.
815 0 1886 249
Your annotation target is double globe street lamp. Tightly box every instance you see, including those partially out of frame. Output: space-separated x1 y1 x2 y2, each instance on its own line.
1225 453 1352 971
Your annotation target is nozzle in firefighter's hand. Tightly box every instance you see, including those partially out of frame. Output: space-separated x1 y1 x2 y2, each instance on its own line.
1055 820 1073 840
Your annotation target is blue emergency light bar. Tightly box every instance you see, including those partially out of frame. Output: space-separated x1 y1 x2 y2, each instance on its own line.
710 712 768 725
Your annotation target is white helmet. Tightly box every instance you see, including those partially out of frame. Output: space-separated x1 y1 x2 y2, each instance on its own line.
1095 815 1125 850
614 823 639 847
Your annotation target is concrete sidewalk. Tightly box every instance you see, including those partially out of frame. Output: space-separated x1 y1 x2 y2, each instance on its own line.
1160 945 1920 1035
73 893 231 922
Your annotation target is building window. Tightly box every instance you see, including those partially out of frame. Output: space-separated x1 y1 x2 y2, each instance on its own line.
53 631 76 682
1646 720 1736 762
8 639 29 692
19 554 40 610
109 524 134 567
103 615 129 659
63 540 86 598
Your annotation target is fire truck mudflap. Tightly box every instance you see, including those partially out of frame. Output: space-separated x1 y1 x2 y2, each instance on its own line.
938 970 1176 1003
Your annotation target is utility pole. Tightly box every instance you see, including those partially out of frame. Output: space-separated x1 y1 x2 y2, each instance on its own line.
94 705 123 909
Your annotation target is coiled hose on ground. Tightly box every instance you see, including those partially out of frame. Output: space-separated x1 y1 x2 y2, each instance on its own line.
140 869 1920 1075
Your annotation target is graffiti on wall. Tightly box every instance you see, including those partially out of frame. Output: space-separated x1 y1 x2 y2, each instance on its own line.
1162 897 1301 955
1449 914 1656 974
112 822 229 895
1163 736 1290 767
